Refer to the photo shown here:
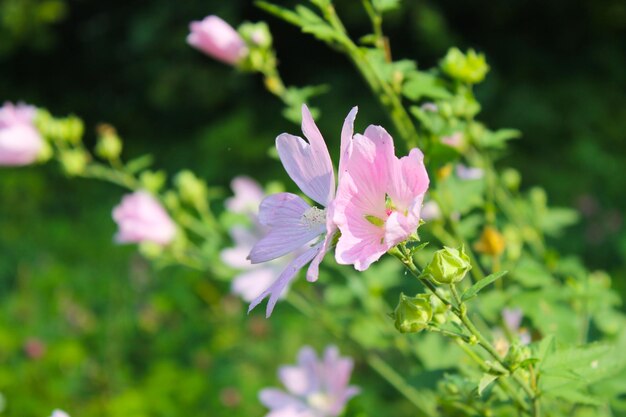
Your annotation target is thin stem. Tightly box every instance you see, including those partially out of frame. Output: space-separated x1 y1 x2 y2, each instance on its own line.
367 354 436 417
449 285 538 405
389 247 455 311
427 325 471 343
320 4 421 148
455 340 530 413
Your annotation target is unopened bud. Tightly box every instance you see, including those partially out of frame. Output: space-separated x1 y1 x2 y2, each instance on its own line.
95 124 122 161
393 293 433 333
440 47 489 84
423 246 472 285
60 149 89 176
175 170 208 209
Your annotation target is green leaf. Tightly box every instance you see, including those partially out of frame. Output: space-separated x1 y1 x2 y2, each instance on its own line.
478 373 498 395
256 1 303 26
462 271 508 301
372 0 401 13
402 72 451 101
540 207 579 236
476 128 521 149
125 154 153 174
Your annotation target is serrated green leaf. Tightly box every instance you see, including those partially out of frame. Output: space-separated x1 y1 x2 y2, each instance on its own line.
478 373 498 395
462 271 508 301
403 72 451 101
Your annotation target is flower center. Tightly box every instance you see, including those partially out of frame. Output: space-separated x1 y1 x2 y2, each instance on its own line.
307 392 333 414
301 206 327 229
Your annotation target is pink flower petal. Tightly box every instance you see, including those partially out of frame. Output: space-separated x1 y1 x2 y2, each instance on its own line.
259 389 303 410
338 106 358 180
231 268 278 302
387 148 429 211
225 176 265 214
276 105 335 207
249 193 324 263
248 243 322 317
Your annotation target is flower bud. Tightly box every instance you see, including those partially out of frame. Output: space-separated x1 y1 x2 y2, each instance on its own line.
187 15 248 66
0 102 45 167
393 293 433 333
112 191 176 246
423 246 472 285
95 124 122 161
440 47 489 84
175 170 208 209
140 170 166 193
59 149 89 176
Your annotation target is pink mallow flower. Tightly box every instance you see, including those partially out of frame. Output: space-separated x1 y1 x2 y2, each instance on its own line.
187 15 247 65
333 126 430 270
0 102 44 166
112 191 176 246
259 346 359 417
456 163 484 180
222 176 298 302
248 105 358 316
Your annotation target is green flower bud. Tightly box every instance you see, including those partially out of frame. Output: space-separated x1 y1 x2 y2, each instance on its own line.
59 149 89 176
36 140 53 163
440 47 489 84
239 22 273 49
140 170 167 193
423 246 472 285
175 170 208 209
393 293 433 333
501 168 521 191
95 124 123 161
64 116 84 145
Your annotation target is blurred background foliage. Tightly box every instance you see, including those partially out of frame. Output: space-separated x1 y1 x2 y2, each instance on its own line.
0 0 625 415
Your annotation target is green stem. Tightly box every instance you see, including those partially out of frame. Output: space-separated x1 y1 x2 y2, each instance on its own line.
449 285 537 405
81 163 140 190
320 4 421 148
389 247 455 311
455 340 530 413
427 325 471 343
367 354 437 417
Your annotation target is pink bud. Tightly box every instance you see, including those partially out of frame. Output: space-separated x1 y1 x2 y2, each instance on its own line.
187 15 247 65
112 191 176 245
0 102 44 166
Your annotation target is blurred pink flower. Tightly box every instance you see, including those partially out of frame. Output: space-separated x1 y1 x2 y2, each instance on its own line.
112 191 176 245
225 176 265 215
50 411 70 417
187 15 247 65
259 346 359 417
24 337 46 359
0 102 44 166
456 163 484 180
333 126 430 270
502 308 531 345
248 105 358 316
421 200 441 221
420 102 438 112
440 132 463 149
